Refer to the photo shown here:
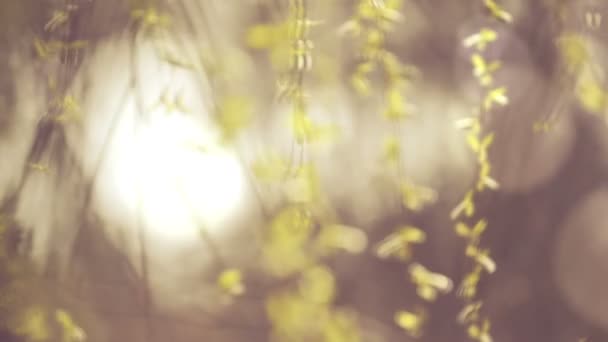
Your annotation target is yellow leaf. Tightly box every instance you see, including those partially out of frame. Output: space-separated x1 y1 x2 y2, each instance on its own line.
265 291 327 339
463 28 498 51
251 153 289 182
457 301 483 324
467 133 480 152
457 265 482 299
44 10 69 32
55 309 86 342
483 87 508 111
477 161 499 191
409 263 453 301
471 54 501 86
29 163 50 173
400 180 437 211
298 266 335 304
358 2 378 20
477 133 495 162
351 73 371 96
455 222 471 237
366 29 385 48
323 310 362 342
264 207 314 276
557 34 589 73
483 0 513 23
381 52 406 78
480 133 494 149
375 226 425 261
576 77 608 114
284 165 320 204
131 7 170 29
216 96 253 142
394 308 426 337
451 191 475 219
356 61 376 75
317 224 368 254
466 245 497 273
382 135 401 165
33 38 63 59
375 238 412 261
417 284 438 301
290 107 337 144
217 268 245 296
455 219 487 243
469 324 481 338
246 24 284 49
384 87 408 120
292 106 313 144
398 226 427 243
14 307 49 341
468 318 492 342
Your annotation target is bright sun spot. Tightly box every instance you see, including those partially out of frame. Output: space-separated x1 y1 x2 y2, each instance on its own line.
120 114 245 242
83 39 247 245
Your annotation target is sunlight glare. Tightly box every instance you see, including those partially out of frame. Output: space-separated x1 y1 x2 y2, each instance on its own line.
128 114 245 242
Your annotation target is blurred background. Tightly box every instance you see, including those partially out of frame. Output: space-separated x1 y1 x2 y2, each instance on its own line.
1 0 608 341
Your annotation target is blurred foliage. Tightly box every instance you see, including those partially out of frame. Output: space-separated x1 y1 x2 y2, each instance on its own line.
3 0 608 341
215 96 254 144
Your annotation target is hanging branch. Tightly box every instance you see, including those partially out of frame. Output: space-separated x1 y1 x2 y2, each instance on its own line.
453 1 513 341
